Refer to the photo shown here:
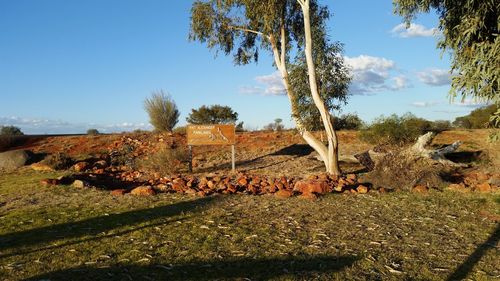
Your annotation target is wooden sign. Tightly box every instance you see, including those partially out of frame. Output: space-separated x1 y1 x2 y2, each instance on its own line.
187 124 235 146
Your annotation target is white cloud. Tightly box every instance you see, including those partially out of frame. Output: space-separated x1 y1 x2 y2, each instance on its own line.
451 98 489 108
416 68 451 86
392 75 411 90
0 116 152 134
391 23 438 38
240 71 286 96
344 55 409 94
411 101 441 107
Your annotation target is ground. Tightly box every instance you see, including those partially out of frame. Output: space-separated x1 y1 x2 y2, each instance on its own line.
0 130 499 280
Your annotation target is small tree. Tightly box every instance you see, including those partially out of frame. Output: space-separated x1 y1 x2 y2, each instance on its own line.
186 105 238 124
144 90 180 132
190 0 349 174
264 118 285 131
0 126 24 136
86 128 100 135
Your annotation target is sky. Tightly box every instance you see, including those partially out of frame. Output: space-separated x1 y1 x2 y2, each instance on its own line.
0 0 487 134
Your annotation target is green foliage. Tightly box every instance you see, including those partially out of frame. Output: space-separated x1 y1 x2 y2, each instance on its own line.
430 120 452 132
86 129 99 136
186 105 238 124
41 153 73 170
139 148 189 176
289 42 351 130
144 90 180 132
360 113 432 145
334 113 364 130
394 0 499 125
1 125 24 136
453 104 499 129
190 0 316 65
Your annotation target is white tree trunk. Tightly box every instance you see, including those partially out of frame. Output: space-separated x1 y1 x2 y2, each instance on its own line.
265 0 342 175
298 0 341 175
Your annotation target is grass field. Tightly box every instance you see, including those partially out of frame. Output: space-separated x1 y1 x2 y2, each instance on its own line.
0 168 499 280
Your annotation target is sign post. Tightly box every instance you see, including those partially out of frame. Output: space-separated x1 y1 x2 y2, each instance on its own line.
187 124 236 172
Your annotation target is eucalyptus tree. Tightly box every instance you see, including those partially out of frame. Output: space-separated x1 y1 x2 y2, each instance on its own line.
394 0 499 126
190 0 349 175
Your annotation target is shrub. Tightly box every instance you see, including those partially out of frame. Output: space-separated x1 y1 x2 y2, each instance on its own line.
360 113 431 145
87 128 99 135
1 126 24 136
334 113 364 130
144 90 180 132
453 104 498 129
41 152 73 170
173 126 187 134
186 105 238 124
139 147 189 175
430 120 452 132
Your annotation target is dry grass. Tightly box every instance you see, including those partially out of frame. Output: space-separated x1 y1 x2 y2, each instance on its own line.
0 169 499 280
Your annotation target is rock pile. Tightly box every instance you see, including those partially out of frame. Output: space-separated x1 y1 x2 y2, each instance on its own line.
446 172 500 193
40 172 372 199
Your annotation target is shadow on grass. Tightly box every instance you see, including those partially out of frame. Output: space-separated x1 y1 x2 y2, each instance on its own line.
0 196 216 254
23 255 358 281
194 144 315 174
446 223 500 281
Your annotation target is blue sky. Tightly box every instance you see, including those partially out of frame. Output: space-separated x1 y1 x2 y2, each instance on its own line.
0 0 485 134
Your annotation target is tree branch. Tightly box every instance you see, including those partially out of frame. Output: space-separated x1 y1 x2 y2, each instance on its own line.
227 25 270 40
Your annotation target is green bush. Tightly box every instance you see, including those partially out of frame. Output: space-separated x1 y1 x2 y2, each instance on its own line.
430 120 452 132
1 126 24 136
41 152 73 170
453 104 498 129
139 148 189 175
186 105 238 124
144 90 180 132
360 113 431 145
334 113 364 130
87 128 99 135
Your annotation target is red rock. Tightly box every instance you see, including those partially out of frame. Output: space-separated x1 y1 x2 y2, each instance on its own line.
196 191 207 197
111 189 127 196
73 162 89 172
130 186 155 196
334 184 344 192
346 174 357 184
293 180 329 195
172 182 186 192
475 182 492 193
207 180 215 189
476 172 489 182
378 187 387 193
40 178 59 186
237 178 248 186
299 193 317 200
276 183 285 190
356 185 369 194
275 190 292 198
185 188 197 195
412 185 428 193
267 184 278 193
447 183 469 193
